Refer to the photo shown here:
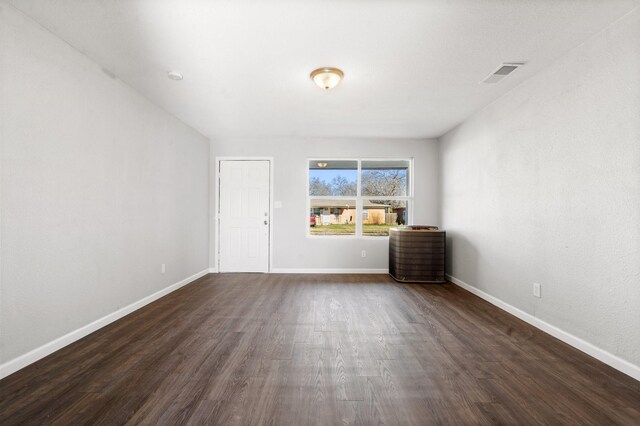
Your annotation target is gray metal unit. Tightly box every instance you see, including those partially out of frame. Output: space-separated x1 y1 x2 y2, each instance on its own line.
389 226 446 283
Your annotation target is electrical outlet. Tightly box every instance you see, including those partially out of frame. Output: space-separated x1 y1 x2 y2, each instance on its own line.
161 263 166 274
361 250 367 258
533 282 541 298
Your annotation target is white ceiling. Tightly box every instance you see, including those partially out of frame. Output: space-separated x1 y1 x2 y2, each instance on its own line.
8 0 639 140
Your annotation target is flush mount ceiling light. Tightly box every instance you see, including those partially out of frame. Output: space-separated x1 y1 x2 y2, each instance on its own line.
167 71 183 81
317 162 328 168
310 67 344 90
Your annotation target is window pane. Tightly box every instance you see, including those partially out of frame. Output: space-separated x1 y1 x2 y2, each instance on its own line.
362 199 408 236
361 160 409 196
309 160 357 196
310 198 356 236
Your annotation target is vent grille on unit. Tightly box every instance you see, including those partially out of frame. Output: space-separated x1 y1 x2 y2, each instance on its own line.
481 62 525 84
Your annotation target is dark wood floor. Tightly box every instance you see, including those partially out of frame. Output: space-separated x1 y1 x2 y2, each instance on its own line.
1 274 638 425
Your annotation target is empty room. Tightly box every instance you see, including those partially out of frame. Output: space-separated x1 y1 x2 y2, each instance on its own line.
1 0 639 424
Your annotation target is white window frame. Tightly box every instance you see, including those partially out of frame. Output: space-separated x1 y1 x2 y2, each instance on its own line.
306 158 414 239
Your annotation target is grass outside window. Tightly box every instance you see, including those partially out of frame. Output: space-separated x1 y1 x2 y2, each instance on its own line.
309 223 396 236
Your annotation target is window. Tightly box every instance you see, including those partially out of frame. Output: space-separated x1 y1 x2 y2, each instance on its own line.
308 159 412 237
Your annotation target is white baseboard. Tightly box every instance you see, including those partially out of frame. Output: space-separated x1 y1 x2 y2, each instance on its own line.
208 267 218 273
0 268 210 380
446 274 640 382
271 268 389 274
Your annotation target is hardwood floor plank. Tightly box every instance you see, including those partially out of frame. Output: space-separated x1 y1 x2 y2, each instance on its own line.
1 273 638 425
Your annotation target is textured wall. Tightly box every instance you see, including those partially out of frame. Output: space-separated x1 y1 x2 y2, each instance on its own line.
0 5 210 363
210 138 440 271
439 9 640 366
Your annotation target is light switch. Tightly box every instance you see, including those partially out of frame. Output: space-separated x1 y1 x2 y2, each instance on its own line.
274 201 283 209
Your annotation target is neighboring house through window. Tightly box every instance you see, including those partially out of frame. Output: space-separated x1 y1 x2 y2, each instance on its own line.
308 159 412 237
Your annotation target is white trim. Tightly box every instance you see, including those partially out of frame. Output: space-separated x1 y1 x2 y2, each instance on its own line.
214 157 274 273
208 267 218 273
0 269 210 380
446 274 640 382
272 268 389 274
356 160 362 237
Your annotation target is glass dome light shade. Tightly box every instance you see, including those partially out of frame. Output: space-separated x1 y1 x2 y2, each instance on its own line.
310 68 344 90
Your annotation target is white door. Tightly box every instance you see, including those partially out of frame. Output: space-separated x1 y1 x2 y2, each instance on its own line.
219 160 270 272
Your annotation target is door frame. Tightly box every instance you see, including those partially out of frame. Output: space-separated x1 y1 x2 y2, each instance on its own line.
214 157 274 273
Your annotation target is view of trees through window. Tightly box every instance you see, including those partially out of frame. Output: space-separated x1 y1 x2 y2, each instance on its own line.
309 175 357 196
308 159 411 236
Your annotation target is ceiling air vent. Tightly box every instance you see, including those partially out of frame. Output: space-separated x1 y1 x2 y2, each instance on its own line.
481 62 525 84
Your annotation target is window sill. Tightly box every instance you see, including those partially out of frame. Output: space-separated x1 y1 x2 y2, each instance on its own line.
306 235 390 240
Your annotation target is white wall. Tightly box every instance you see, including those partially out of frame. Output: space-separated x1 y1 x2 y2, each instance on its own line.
210 138 439 271
439 9 640 370
0 5 210 366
